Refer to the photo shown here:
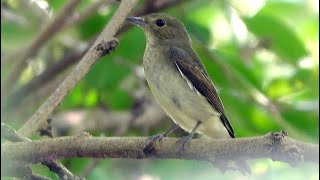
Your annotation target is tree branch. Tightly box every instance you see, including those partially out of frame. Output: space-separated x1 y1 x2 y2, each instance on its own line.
1 123 30 142
65 0 117 28
51 98 167 136
2 131 318 175
1 44 88 116
193 38 312 140
1 0 81 99
41 160 84 180
2 0 192 122
17 0 139 138
1 123 82 180
116 0 190 35
2 0 116 104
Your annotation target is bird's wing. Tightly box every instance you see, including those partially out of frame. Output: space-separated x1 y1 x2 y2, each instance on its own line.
169 46 235 138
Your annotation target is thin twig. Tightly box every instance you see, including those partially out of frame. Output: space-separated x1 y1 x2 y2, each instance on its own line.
1 0 81 99
79 159 101 178
17 0 138 138
116 0 190 35
2 0 191 122
1 123 31 142
50 93 166 137
1 123 82 180
24 173 52 180
193 38 312 140
42 160 84 180
136 0 190 15
65 0 117 28
1 7 29 27
77 89 158 178
2 44 88 116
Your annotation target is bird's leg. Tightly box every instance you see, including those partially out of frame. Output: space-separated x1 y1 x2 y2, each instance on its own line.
150 124 179 141
176 121 202 153
143 124 179 155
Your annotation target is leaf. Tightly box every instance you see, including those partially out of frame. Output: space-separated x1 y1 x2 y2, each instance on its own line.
84 59 130 92
60 84 85 109
214 50 262 90
77 6 116 40
184 20 211 45
47 0 66 12
243 13 308 61
115 27 145 62
280 108 318 141
258 2 310 25
1 21 36 52
220 88 280 137
105 89 133 110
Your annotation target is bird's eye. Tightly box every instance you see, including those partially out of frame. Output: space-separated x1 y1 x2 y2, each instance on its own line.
155 19 166 27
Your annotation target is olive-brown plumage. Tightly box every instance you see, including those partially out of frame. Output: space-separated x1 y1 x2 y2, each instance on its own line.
126 13 251 175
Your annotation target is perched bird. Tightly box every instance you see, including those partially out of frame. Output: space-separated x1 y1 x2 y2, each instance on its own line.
126 13 251 175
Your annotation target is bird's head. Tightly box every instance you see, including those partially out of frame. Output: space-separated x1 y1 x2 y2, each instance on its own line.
126 13 190 46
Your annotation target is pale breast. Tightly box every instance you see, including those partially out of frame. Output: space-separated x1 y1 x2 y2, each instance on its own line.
143 46 230 139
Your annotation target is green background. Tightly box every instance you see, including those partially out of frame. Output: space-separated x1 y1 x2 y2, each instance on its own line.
1 0 318 179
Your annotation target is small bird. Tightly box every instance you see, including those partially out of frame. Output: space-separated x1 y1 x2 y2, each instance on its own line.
126 13 251 175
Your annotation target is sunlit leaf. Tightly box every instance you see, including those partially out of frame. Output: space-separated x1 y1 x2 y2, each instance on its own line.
243 13 308 61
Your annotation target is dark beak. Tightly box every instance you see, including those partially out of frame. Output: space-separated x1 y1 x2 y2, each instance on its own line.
126 16 146 26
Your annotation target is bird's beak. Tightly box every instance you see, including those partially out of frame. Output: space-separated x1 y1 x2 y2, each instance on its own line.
126 16 146 26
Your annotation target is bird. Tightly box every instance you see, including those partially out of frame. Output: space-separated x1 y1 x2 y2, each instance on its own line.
126 13 251 175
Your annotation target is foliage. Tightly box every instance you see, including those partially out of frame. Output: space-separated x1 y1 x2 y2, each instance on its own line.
1 0 318 179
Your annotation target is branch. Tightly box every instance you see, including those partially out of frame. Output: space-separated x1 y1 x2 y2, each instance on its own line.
1 123 82 180
51 98 167 136
1 0 81 98
193 38 312 140
2 132 318 173
116 0 190 35
17 0 139 138
1 0 190 119
1 7 29 27
65 0 117 28
24 173 51 180
135 0 190 15
2 0 191 121
41 160 84 180
2 44 88 115
1 123 30 142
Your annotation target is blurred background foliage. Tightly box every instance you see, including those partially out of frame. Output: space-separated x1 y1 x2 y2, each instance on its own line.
1 0 319 179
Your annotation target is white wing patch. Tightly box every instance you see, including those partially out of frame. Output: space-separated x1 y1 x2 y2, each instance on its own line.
174 62 201 96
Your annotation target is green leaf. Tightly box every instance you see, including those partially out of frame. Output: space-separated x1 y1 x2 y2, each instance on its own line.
214 50 262 90
258 1 311 25
47 0 66 12
243 13 308 61
84 88 99 107
31 164 58 180
115 27 145 62
62 158 91 175
105 89 133 110
77 6 116 40
280 108 318 141
84 59 130 92
220 89 280 137
191 44 228 87
60 84 85 109
184 20 210 45
1 21 36 52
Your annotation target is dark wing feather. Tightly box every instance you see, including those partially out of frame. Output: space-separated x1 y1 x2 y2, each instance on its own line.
169 46 235 138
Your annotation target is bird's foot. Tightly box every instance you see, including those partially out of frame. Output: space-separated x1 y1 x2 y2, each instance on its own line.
143 133 167 155
175 134 193 154
148 133 167 142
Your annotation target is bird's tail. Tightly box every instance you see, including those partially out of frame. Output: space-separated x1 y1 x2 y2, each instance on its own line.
234 159 252 175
